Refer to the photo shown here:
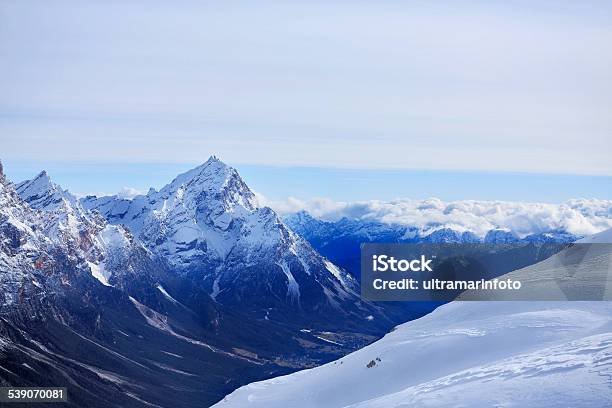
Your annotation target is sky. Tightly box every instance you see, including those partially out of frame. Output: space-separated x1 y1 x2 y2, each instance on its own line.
1 1 611 201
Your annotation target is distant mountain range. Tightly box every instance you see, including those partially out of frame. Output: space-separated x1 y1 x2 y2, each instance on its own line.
284 210 580 279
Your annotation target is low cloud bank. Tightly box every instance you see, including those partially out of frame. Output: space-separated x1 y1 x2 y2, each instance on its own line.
116 187 145 199
263 196 612 238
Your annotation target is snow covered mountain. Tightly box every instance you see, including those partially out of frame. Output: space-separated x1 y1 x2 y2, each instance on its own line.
285 210 581 246
1 162 387 407
0 163 56 308
82 157 387 330
214 230 612 407
16 170 162 288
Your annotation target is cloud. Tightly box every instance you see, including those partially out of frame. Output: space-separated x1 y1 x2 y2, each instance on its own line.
264 196 612 237
116 187 144 199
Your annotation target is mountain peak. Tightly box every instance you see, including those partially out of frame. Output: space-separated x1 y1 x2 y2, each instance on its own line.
17 170 56 197
159 157 258 212
16 171 78 212
170 156 232 185
285 210 318 227
32 170 52 184
484 229 519 244
197 154 227 170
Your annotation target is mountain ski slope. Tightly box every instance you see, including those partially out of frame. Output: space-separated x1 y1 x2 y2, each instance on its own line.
214 301 612 408
215 232 612 407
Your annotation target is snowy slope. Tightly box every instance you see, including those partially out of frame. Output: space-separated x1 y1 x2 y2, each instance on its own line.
579 227 612 243
215 301 612 408
455 227 612 301
215 232 612 407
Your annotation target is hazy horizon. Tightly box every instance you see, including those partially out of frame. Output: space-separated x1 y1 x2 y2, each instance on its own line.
2 1 611 182
3 158 612 205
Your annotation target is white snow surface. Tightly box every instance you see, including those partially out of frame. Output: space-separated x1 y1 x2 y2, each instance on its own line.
324 260 347 285
579 227 612 243
215 301 612 408
156 284 178 303
277 261 300 302
87 261 111 287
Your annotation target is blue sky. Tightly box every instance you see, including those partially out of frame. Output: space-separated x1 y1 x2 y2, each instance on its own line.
1 1 611 201
3 160 610 203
